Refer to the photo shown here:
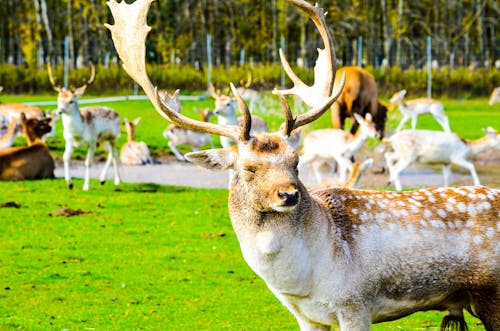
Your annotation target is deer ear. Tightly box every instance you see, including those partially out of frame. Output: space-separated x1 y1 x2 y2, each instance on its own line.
185 148 236 171
73 85 87 98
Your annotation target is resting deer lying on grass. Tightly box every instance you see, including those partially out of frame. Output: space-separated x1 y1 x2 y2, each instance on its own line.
209 84 269 148
120 117 153 165
300 113 378 183
162 108 214 161
107 0 499 330
390 89 451 133
384 127 500 191
48 63 121 191
0 113 54 180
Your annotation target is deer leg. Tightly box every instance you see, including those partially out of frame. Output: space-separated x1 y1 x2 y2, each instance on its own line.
388 156 414 191
83 144 96 191
470 290 500 331
63 143 75 189
442 164 451 187
435 114 451 133
168 141 186 161
395 115 410 132
111 141 121 185
410 115 418 130
451 157 480 185
336 156 352 183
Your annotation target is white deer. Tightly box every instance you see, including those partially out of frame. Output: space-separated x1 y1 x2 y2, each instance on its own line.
489 87 500 106
48 63 121 191
120 117 153 165
162 108 214 161
384 127 500 191
390 89 451 133
209 84 269 148
106 1 499 331
300 113 378 183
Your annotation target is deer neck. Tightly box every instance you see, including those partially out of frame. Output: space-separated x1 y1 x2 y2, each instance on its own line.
61 103 85 132
468 135 497 156
344 129 368 156
127 128 135 142
0 119 20 148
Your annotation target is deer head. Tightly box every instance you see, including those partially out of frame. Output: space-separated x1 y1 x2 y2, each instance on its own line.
106 0 344 212
47 63 96 114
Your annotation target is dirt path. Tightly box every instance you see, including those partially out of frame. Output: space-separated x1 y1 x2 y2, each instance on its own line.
54 150 500 189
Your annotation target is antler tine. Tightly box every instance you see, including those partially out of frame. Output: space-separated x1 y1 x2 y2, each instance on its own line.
292 71 345 130
275 0 337 108
85 63 96 87
230 83 251 142
47 63 62 93
273 89 295 136
105 0 242 142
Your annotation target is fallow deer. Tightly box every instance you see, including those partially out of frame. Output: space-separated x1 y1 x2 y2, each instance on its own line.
48 63 121 190
384 127 500 191
107 1 499 330
0 103 48 146
162 108 214 161
0 113 54 180
330 66 388 139
300 113 378 183
489 87 500 106
209 84 269 148
390 89 451 133
120 117 153 165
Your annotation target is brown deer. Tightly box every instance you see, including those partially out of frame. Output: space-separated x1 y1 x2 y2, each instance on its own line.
106 1 499 330
0 113 54 180
48 63 121 191
120 117 153 165
329 66 388 139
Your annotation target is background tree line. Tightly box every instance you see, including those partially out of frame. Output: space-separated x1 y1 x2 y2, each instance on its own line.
0 0 498 95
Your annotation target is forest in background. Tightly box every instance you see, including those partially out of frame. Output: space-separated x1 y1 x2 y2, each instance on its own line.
0 0 498 96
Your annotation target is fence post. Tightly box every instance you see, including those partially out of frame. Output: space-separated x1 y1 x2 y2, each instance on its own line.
280 35 286 88
358 36 363 67
206 34 212 89
64 36 70 89
427 35 432 98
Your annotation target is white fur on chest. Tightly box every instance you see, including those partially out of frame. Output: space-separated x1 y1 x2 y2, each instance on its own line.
240 229 313 296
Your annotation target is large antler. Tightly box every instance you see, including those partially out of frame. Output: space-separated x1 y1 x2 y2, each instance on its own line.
105 0 248 142
276 0 345 135
275 0 344 109
47 63 96 93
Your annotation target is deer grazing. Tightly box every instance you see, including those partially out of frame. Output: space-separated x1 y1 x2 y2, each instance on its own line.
106 1 499 330
384 127 500 191
209 84 269 148
162 108 214 161
489 87 500 106
390 89 451 133
120 117 153 165
48 63 121 190
330 66 388 139
300 113 378 183
0 113 55 180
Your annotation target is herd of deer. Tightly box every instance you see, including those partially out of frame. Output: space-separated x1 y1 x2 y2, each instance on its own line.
0 0 498 330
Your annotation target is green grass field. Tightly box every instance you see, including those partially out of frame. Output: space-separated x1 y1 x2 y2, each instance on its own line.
0 92 498 330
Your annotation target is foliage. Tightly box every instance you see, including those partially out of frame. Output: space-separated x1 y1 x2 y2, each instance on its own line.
1 63 498 97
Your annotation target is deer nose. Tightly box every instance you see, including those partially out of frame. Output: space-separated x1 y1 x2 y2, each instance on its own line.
278 190 300 207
